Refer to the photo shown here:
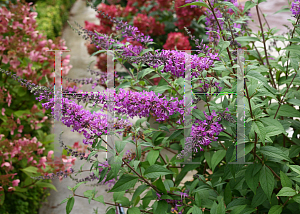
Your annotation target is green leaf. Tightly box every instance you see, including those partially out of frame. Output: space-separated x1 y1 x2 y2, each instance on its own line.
287 99 300 106
137 68 155 80
0 191 4 206
246 70 277 94
144 164 174 179
276 187 297 197
20 166 39 177
154 85 171 94
283 45 300 56
180 2 209 9
253 121 266 145
222 1 238 14
218 40 230 54
108 174 138 192
274 7 290 14
268 205 283 214
251 186 267 208
187 205 203 214
127 207 141 214
280 171 292 188
115 140 126 154
167 129 183 141
163 179 174 192
211 150 226 172
235 36 261 42
131 184 148 203
243 1 256 14
146 149 159 166
94 195 105 205
230 205 247 214
66 197 75 214
224 183 232 205
271 104 300 118
87 151 97 161
292 194 300 203
289 165 300 177
197 15 206 24
259 165 274 202
60 198 68 205
260 146 293 163
36 181 57 191
90 50 107 57
14 110 31 118
153 177 167 194
154 200 168 213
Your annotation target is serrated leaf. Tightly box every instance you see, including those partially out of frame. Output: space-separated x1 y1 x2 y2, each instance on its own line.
280 171 292 188
137 68 155 80
283 45 300 56
251 186 267 208
167 129 183 141
224 183 232 205
287 99 300 106
147 149 159 166
60 198 68 205
289 165 300 177
187 205 203 214
127 207 141 214
144 164 174 179
259 165 274 202
292 194 300 203
132 184 148 203
268 205 282 214
108 174 138 192
211 150 226 172
94 195 105 205
246 70 277 94
253 121 266 145
276 187 297 197
260 146 293 163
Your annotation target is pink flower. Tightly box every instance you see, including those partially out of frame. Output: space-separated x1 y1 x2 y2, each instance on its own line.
18 125 24 133
10 59 20 69
1 108 5 116
1 162 10 168
29 50 39 62
8 187 15 192
12 179 20 187
0 186 3 191
47 150 54 159
27 156 33 163
1 55 9 64
0 134 4 141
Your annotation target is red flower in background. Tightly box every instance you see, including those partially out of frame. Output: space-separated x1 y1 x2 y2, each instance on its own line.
163 32 191 50
175 0 206 31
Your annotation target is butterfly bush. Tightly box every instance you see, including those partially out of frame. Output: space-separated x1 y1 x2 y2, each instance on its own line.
291 0 300 16
3 0 300 213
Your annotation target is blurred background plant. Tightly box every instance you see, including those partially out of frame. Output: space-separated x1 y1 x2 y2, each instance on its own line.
0 0 79 213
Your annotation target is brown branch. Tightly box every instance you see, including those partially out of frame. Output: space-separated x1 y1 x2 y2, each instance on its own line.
256 5 276 89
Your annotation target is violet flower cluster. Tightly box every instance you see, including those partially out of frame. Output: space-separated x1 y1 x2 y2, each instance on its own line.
143 50 219 78
177 110 224 159
38 95 132 145
185 0 248 45
90 88 185 122
291 0 300 16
